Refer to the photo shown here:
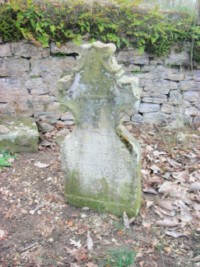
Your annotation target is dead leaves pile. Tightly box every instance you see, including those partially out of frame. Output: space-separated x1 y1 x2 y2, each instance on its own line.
138 126 200 235
0 125 200 266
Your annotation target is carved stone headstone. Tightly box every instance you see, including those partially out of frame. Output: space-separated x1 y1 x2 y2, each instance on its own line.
58 41 141 216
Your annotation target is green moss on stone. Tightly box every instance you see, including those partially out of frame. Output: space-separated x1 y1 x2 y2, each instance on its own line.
64 169 141 217
0 117 39 153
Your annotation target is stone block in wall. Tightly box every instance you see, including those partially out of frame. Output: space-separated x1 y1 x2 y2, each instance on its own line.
117 49 149 65
32 95 55 114
34 111 61 122
142 96 167 104
144 80 178 95
185 106 200 116
139 72 155 80
183 91 200 102
0 77 33 116
10 41 50 58
139 78 152 87
141 65 156 72
165 51 190 66
0 44 12 57
170 113 193 125
168 90 182 104
180 80 198 91
194 71 200 81
0 96 33 116
46 102 62 119
50 42 82 55
0 58 30 77
123 64 141 73
142 91 168 98
166 72 185 81
25 77 49 95
130 114 143 123
42 73 61 96
143 112 168 124
61 112 74 121
161 104 180 114
194 116 200 127
139 103 160 113
30 58 75 76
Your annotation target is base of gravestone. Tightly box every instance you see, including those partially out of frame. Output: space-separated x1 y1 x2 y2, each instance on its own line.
61 127 142 217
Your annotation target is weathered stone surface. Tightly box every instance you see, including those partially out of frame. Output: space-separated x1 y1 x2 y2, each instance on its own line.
185 106 200 116
143 112 168 124
166 72 185 81
0 78 33 116
139 103 160 113
37 121 55 133
161 104 180 114
117 49 149 65
142 96 167 104
0 125 9 133
194 116 200 127
30 58 75 76
131 114 143 123
141 65 156 72
0 40 199 128
139 78 152 87
132 55 149 65
141 91 167 98
61 112 74 121
194 71 200 81
59 41 141 217
0 58 30 77
10 41 50 58
165 51 190 66
0 117 39 152
25 78 49 95
32 95 55 113
0 44 12 57
183 91 200 102
180 80 198 91
54 128 70 145
50 42 82 55
144 80 178 94
123 64 141 73
169 90 182 104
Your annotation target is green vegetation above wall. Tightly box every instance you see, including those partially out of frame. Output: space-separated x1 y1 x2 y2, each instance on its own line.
0 0 200 62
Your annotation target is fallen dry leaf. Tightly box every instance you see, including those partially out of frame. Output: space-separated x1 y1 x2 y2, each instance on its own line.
154 199 173 211
165 230 187 238
0 229 8 240
86 263 98 267
34 161 50 168
191 255 200 262
65 247 88 262
70 239 82 248
188 182 200 192
156 218 179 227
87 231 94 251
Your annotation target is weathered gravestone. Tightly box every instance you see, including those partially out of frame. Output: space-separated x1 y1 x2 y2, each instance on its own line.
58 41 141 216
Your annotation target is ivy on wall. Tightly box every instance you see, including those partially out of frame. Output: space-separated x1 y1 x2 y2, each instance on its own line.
0 0 200 62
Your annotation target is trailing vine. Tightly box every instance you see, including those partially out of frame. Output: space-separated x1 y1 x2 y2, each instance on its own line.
0 0 200 63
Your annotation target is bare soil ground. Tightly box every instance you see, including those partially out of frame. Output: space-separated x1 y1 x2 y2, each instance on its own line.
0 125 200 267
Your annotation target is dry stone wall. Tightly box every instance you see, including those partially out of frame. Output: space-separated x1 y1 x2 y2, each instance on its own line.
0 39 200 128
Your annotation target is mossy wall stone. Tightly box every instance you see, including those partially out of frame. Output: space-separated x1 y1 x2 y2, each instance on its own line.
0 117 39 152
